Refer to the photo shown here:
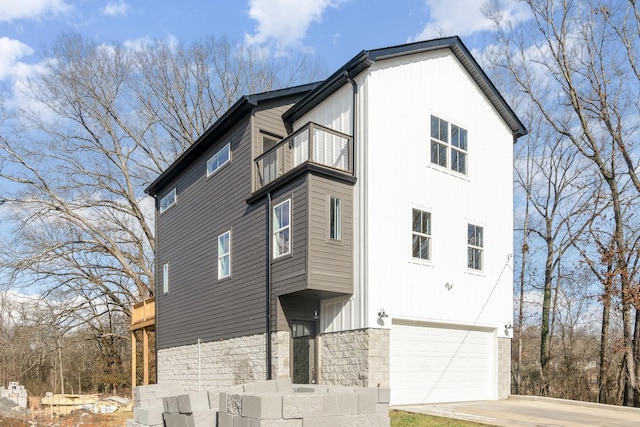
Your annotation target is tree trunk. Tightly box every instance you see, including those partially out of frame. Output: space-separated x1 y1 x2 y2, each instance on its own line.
598 278 611 403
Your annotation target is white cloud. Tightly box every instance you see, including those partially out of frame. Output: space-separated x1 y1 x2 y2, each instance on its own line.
0 0 71 23
245 0 346 52
413 0 530 40
0 37 34 80
102 0 130 17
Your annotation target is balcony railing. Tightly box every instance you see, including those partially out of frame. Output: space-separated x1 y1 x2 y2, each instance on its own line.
255 122 352 190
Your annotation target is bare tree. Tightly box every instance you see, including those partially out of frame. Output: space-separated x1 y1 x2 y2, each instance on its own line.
486 0 640 404
0 33 323 390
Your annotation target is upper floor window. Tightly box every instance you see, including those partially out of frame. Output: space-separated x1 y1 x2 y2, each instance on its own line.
467 224 483 270
273 199 291 257
430 115 467 174
329 196 342 240
162 263 169 293
412 208 431 261
207 143 231 177
159 188 176 213
218 230 231 279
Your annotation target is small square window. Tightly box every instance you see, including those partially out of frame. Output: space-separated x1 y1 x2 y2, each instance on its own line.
207 143 231 177
160 188 176 213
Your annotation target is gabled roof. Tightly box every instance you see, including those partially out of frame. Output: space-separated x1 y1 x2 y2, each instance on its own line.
282 36 527 140
145 83 320 196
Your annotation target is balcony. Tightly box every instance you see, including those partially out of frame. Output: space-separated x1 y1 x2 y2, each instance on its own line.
255 122 352 191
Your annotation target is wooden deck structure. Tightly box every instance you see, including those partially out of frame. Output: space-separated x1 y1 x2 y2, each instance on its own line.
130 297 155 388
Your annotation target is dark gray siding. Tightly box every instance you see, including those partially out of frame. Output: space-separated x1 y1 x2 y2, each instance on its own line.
155 98 299 349
156 115 269 349
307 175 353 294
270 175 309 299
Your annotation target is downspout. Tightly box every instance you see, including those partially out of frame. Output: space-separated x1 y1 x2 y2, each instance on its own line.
266 192 273 379
345 72 367 327
345 71 357 175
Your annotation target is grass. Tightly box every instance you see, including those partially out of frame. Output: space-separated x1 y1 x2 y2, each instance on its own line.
390 410 497 427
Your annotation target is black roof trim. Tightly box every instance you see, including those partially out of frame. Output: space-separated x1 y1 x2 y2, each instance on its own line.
145 82 320 196
283 36 527 140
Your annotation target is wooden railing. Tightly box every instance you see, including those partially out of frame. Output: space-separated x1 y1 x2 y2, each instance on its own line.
255 122 352 190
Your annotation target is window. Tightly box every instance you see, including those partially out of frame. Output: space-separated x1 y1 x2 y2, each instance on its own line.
329 196 342 240
467 224 483 270
162 263 169 293
159 188 176 213
273 199 291 257
430 115 467 174
412 209 431 260
207 143 231 177
218 231 231 279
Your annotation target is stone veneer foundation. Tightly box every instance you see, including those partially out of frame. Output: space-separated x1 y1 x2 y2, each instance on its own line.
158 333 289 390
498 337 511 398
320 328 390 388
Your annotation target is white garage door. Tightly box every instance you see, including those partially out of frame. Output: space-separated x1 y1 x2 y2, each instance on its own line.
390 320 496 405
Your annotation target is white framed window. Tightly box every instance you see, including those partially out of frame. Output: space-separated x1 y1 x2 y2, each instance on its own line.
207 143 231 177
218 230 231 279
467 224 483 270
273 199 291 257
159 188 176 213
162 263 169 293
430 115 467 174
329 196 342 240
412 208 431 260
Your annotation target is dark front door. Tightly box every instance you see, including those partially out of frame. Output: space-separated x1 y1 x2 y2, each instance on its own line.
291 321 315 384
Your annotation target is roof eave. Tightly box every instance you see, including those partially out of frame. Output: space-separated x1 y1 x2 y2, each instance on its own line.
283 36 527 140
145 83 321 196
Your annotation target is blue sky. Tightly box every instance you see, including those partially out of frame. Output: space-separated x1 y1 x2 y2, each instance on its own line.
0 0 530 88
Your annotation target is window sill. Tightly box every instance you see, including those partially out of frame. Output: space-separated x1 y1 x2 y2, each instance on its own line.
272 253 293 262
408 258 434 267
427 164 470 181
464 269 485 277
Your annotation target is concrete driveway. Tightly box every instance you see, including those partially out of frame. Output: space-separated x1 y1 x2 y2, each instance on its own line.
393 395 640 427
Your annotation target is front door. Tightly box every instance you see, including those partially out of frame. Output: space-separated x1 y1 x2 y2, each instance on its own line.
291 321 315 384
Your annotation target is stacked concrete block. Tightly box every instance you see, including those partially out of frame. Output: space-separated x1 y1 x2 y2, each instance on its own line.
164 391 218 427
1 382 28 408
128 379 389 427
129 383 185 427
217 382 390 427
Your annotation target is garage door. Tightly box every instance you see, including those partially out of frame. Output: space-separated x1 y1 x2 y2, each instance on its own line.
390 320 495 405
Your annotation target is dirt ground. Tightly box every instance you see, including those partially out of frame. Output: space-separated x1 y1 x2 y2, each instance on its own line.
0 410 132 427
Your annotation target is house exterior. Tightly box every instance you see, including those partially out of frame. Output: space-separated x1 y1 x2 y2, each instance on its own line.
145 36 526 405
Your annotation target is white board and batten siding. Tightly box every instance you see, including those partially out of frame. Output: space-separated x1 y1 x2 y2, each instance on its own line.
364 49 514 332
